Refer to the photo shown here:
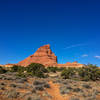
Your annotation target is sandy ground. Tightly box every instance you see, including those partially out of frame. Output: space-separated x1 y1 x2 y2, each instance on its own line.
46 81 70 100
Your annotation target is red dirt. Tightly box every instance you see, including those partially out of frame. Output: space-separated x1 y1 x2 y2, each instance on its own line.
46 81 70 100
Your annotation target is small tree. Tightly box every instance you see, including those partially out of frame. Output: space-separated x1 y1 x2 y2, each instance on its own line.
47 67 66 73
47 67 58 72
78 64 100 81
61 67 75 79
27 63 47 78
11 65 25 72
0 66 6 74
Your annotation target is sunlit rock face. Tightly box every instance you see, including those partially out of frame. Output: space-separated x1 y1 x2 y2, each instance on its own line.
57 61 84 68
18 44 57 67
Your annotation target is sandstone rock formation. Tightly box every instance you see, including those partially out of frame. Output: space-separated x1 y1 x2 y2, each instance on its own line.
4 64 15 67
2 44 84 68
57 61 83 68
18 44 57 67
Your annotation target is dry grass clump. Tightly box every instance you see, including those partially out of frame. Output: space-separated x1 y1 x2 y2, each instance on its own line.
33 80 50 91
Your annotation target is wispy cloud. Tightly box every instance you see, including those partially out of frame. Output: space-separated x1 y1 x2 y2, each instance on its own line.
64 44 87 49
82 54 88 57
94 56 100 59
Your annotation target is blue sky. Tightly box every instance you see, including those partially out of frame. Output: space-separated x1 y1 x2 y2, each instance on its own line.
0 0 100 66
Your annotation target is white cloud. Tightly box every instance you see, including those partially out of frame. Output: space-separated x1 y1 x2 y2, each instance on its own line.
64 44 87 49
94 56 100 59
82 54 88 57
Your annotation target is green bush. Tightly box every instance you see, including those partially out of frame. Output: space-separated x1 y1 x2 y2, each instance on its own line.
57 67 66 72
47 67 65 72
60 64 100 81
16 72 26 78
0 66 7 74
47 67 58 72
11 65 25 72
61 67 76 79
27 63 47 78
11 63 48 78
78 64 100 81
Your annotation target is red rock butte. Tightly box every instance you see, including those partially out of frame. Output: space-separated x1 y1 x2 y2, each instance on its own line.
18 44 57 67
17 44 84 67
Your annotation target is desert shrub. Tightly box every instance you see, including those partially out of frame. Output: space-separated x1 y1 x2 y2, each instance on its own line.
25 96 34 100
70 96 80 100
11 65 28 78
0 82 5 86
92 89 100 95
2 75 18 80
73 88 83 93
60 85 72 94
0 66 7 74
44 83 50 88
57 67 66 72
61 64 100 81
27 63 47 78
9 84 17 88
47 67 66 72
33 80 46 85
16 72 27 78
61 67 76 79
78 64 100 81
0 83 5 90
82 84 92 89
0 75 4 79
4 89 20 98
53 79 63 84
42 92 52 98
34 85 44 91
25 95 41 100
47 67 58 72
31 88 36 93
0 86 5 90
33 80 50 91
16 78 27 83
11 65 19 72
11 65 25 72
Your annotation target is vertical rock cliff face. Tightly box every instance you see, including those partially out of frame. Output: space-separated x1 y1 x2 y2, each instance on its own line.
18 44 57 67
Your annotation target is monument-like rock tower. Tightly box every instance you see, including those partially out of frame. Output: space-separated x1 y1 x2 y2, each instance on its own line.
18 44 57 67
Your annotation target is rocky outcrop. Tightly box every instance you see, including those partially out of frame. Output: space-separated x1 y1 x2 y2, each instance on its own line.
57 61 83 68
18 44 57 67
4 64 15 67
3 44 83 68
